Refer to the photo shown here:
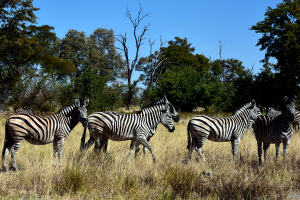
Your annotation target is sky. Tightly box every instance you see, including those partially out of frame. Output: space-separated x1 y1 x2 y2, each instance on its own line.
33 0 283 85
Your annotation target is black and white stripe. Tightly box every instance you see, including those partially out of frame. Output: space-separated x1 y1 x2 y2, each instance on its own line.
253 96 296 165
187 100 261 161
80 96 175 162
129 99 180 157
15 108 35 115
2 98 89 171
246 119 255 134
292 111 300 133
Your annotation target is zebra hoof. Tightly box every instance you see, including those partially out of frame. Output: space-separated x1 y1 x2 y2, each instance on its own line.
9 166 20 171
0 168 7 173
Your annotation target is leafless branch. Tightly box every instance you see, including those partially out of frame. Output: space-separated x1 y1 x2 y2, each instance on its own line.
116 3 150 86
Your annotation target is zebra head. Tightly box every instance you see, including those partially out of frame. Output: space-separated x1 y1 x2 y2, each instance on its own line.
162 96 180 122
161 101 175 132
249 100 261 121
75 98 89 127
282 95 297 122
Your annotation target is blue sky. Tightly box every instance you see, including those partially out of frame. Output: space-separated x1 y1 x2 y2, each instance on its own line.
33 0 282 84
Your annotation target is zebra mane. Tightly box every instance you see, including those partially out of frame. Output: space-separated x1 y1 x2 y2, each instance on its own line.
137 97 168 115
232 101 253 116
58 104 76 115
57 98 85 115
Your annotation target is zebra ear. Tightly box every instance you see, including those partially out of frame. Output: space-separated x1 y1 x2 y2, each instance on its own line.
84 99 89 106
75 99 80 107
163 95 168 102
251 100 256 107
283 96 289 104
291 95 297 103
165 101 170 110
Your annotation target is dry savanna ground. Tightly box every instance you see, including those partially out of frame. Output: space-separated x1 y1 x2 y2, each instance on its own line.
1 113 300 199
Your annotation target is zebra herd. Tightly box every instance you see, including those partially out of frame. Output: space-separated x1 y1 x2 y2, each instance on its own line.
1 95 299 170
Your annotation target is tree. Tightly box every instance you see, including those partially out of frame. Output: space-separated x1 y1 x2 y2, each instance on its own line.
136 36 166 90
116 3 150 109
87 28 125 82
250 0 300 96
154 66 204 112
59 29 87 78
0 0 39 102
0 1 75 107
252 64 277 108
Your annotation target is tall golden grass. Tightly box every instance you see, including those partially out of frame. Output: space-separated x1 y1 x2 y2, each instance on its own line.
0 113 300 199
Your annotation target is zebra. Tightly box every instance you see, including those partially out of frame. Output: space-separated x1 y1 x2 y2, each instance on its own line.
129 100 179 157
2 98 89 171
187 100 261 161
292 111 300 133
95 103 180 158
266 107 300 133
15 108 35 115
253 96 296 165
80 96 176 162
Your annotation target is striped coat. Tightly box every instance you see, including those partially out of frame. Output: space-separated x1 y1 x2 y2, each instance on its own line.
2 98 89 171
15 109 35 115
187 100 261 161
80 96 175 162
97 104 180 157
253 96 296 164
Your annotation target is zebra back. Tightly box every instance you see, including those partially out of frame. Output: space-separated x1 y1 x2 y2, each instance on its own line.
189 100 261 143
7 99 89 145
15 108 35 115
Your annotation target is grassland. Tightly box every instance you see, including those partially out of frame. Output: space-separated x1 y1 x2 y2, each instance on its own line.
0 113 300 199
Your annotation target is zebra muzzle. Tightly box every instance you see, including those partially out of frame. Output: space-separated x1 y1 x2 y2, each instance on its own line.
169 125 175 132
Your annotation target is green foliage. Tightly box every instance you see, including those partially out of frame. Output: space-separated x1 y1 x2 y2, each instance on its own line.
250 0 300 96
87 28 125 81
154 66 204 112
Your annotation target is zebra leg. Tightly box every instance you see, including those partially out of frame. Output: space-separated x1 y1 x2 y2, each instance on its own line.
263 142 270 163
82 137 97 151
134 137 150 158
128 140 136 159
53 141 58 166
143 137 151 156
275 142 281 159
2 141 13 171
188 135 196 160
282 139 290 158
11 141 23 171
97 137 108 153
136 136 156 162
195 137 206 161
257 139 263 165
56 139 65 167
231 138 241 161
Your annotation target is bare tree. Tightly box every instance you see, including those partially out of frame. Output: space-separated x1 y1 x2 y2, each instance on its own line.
116 3 150 109
148 36 167 90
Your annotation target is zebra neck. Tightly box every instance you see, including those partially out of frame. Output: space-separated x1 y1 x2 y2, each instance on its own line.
279 115 293 132
138 112 161 129
231 109 251 127
58 105 79 133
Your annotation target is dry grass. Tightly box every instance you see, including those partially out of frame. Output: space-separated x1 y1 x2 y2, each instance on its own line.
0 113 300 199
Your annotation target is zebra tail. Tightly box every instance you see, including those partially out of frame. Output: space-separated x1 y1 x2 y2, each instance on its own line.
187 123 192 150
80 125 87 151
2 121 12 160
